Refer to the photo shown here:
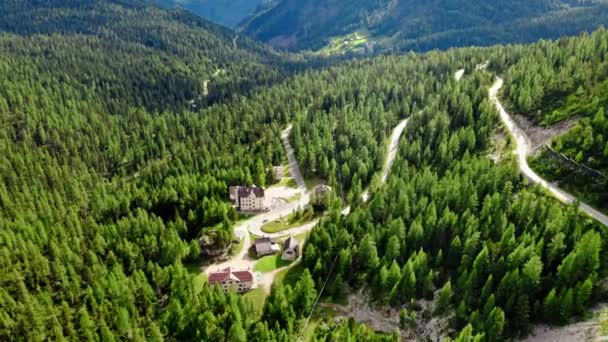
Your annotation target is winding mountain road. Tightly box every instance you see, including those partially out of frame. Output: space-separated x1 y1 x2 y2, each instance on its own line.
454 69 465 81
243 125 313 238
490 78 608 227
202 69 224 98
204 126 311 276
381 119 409 183
281 125 307 192
351 118 409 211
205 124 315 278
205 119 410 291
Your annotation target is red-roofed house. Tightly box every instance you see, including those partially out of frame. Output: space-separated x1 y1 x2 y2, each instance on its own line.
208 267 254 293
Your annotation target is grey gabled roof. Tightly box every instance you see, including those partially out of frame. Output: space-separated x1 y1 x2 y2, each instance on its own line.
255 237 272 253
284 237 298 250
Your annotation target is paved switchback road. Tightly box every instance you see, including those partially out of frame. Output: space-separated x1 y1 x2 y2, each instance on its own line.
490 78 608 227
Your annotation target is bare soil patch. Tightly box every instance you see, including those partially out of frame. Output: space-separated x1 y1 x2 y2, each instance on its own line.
512 114 578 151
319 290 452 341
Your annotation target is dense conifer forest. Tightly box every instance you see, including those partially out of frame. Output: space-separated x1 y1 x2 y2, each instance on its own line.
1 0 608 341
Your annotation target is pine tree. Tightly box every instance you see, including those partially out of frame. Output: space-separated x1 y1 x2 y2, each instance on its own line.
435 280 453 315
228 321 247 342
485 307 505 342
295 269 318 314
384 236 400 262
543 289 560 323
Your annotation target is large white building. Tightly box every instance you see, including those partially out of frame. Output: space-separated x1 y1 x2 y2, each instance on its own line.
229 186 266 211
208 267 254 293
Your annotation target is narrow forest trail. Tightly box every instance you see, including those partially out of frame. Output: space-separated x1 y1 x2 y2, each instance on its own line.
490 78 608 227
381 119 410 183
203 80 209 97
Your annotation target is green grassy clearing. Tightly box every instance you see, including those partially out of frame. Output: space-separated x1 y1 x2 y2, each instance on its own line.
243 288 267 315
261 206 316 233
185 263 208 294
261 215 308 233
279 231 309 245
250 232 261 241
319 32 369 56
276 177 298 188
301 320 319 342
254 254 293 273
273 262 305 288
287 192 302 203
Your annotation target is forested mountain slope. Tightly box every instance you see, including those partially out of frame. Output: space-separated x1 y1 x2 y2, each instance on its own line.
0 0 291 111
154 0 265 28
241 0 608 52
2 0 608 340
0 22 464 339
302 30 608 340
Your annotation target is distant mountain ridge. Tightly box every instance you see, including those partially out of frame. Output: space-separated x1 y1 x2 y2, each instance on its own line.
154 0 266 27
240 0 608 52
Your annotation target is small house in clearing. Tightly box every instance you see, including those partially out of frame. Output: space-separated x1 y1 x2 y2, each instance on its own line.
282 237 300 261
254 237 280 257
208 267 254 293
229 185 267 212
